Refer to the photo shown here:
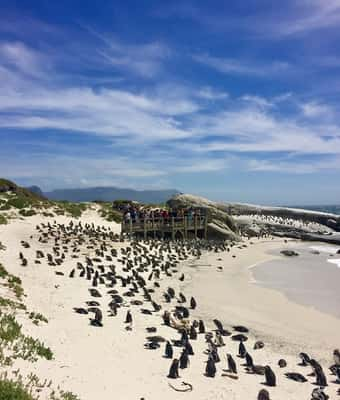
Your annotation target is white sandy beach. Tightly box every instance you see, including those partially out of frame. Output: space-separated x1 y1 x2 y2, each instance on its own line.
0 212 339 400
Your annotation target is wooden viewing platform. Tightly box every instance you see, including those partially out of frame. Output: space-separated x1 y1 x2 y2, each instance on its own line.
121 215 208 240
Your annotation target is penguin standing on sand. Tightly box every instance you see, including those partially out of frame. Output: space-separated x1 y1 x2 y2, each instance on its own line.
162 311 170 326
185 341 194 356
190 296 197 309
245 352 254 368
264 366 276 387
125 310 132 324
257 389 270 400
189 324 197 340
180 329 188 346
314 365 327 387
239 341 247 358
211 346 220 363
179 349 190 369
227 354 237 374
205 356 216 377
198 319 205 334
165 341 173 358
168 359 179 379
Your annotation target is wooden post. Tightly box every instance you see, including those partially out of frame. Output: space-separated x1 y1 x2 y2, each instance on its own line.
204 214 208 239
144 218 147 240
171 217 175 240
194 214 197 238
129 219 132 236
152 216 156 239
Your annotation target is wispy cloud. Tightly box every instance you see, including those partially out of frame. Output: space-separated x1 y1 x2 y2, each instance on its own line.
156 1 340 40
193 54 291 78
248 156 340 173
1 20 340 191
195 86 229 101
188 105 340 156
0 41 50 79
84 26 171 78
267 0 340 37
300 101 334 118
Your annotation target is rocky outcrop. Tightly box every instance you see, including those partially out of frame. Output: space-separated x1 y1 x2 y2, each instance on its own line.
223 202 340 232
280 250 299 257
167 194 340 245
167 194 240 241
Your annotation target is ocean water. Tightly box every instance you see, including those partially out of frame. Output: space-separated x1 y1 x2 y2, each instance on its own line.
291 205 340 215
253 244 340 319
310 245 340 268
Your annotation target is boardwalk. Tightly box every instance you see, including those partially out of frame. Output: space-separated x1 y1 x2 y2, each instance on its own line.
121 215 208 239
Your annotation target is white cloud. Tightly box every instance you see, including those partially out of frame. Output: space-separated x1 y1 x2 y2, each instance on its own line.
300 101 333 118
1 36 340 184
188 106 340 155
0 41 50 78
196 86 229 100
248 156 340 173
85 27 171 78
272 0 340 37
240 95 274 109
193 54 291 77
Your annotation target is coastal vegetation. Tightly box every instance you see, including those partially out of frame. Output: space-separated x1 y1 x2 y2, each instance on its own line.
0 259 80 399
0 179 90 219
0 376 80 400
0 378 35 400
54 201 88 218
98 202 123 223
28 312 48 325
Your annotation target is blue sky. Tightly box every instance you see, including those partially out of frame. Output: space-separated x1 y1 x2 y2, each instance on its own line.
1 0 340 204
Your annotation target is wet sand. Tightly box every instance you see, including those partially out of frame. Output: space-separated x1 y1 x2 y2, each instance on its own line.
252 242 340 319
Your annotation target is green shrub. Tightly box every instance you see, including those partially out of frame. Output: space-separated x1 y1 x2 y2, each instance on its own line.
0 297 26 310
61 392 81 400
0 202 10 211
0 264 24 299
29 312 48 324
19 209 37 217
7 276 24 299
0 378 34 400
55 202 87 218
18 335 53 361
0 215 7 225
0 313 22 342
0 263 9 278
7 197 29 209
42 212 54 217
99 203 123 223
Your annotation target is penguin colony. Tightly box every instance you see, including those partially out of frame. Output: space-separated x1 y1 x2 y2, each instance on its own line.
18 220 339 400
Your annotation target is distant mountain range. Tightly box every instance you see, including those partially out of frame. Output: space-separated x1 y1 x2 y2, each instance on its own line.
27 186 180 204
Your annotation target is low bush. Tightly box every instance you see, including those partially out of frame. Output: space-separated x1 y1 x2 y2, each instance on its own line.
0 378 34 400
29 312 48 325
19 209 37 217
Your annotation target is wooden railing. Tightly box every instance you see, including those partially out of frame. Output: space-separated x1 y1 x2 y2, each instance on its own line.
121 215 207 233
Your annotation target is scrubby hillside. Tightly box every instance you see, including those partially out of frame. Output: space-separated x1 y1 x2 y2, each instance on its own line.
0 179 122 223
